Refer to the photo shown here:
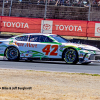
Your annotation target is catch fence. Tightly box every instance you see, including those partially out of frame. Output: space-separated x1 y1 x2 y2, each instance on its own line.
0 0 100 21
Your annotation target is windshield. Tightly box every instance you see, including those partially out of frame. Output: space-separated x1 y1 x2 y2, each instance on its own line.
50 35 69 43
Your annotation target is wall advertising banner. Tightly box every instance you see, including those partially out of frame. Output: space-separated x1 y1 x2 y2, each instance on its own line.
0 16 100 38
0 16 42 33
87 21 100 38
41 20 53 34
95 23 100 36
46 19 87 37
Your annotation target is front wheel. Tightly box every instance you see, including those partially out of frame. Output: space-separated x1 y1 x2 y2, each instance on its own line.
63 48 78 64
5 47 20 61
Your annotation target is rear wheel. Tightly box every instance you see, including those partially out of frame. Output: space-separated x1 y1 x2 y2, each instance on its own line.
63 48 78 64
5 47 19 61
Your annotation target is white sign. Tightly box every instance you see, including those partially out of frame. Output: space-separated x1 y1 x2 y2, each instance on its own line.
95 23 100 36
41 20 53 33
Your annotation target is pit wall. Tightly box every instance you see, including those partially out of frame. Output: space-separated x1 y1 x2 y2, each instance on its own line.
0 16 100 38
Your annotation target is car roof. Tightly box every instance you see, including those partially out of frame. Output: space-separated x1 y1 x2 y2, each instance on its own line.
12 33 57 39
22 33 55 36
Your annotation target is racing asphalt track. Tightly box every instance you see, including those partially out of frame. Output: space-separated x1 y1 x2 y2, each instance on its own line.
0 56 100 74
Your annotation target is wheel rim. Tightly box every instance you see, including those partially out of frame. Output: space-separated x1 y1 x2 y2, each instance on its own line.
6 47 18 60
64 48 76 63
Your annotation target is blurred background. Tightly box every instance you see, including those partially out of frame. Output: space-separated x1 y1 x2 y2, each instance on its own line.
0 0 100 21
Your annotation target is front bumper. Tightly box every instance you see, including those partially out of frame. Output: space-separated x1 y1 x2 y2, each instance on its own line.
79 50 100 63
79 54 100 63
88 54 100 62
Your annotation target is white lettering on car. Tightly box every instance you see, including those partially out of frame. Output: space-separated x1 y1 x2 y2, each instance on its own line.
3 21 29 28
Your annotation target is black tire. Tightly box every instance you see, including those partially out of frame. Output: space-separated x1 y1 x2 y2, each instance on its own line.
63 48 78 64
5 47 19 61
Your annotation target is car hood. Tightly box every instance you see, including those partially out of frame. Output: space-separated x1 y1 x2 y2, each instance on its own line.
62 43 100 51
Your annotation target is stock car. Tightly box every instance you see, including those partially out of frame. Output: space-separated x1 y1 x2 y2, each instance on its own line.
0 33 100 64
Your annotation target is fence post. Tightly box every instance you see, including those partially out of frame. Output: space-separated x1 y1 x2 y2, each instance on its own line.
44 0 47 20
1 0 5 34
2 0 5 16
9 0 13 16
88 0 91 21
87 0 91 39
42 0 47 33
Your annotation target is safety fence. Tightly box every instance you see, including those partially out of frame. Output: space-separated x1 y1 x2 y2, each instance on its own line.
0 0 100 21
0 16 100 38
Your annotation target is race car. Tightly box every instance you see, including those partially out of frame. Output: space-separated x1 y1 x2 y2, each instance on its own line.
0 33 100 64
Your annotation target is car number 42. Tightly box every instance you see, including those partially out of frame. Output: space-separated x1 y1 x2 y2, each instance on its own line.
42 45 58 56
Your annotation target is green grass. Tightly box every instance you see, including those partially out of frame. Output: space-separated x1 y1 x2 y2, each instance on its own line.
79 73 100 76
26 70 100 76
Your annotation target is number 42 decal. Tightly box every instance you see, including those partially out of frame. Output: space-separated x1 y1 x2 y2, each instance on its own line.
42 45 58 56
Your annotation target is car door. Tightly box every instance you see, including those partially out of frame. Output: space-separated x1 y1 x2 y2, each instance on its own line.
26 35 61 59
14 35 32 58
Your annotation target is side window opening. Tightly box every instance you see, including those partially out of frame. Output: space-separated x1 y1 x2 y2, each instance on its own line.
29 35 53 42
44 37 53 42
29 35 40 42
15 36 28 41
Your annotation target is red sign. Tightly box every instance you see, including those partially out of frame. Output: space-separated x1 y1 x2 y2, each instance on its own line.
0 16 42 33
48 19 87 37
87 21 100 37
0 16 100 38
